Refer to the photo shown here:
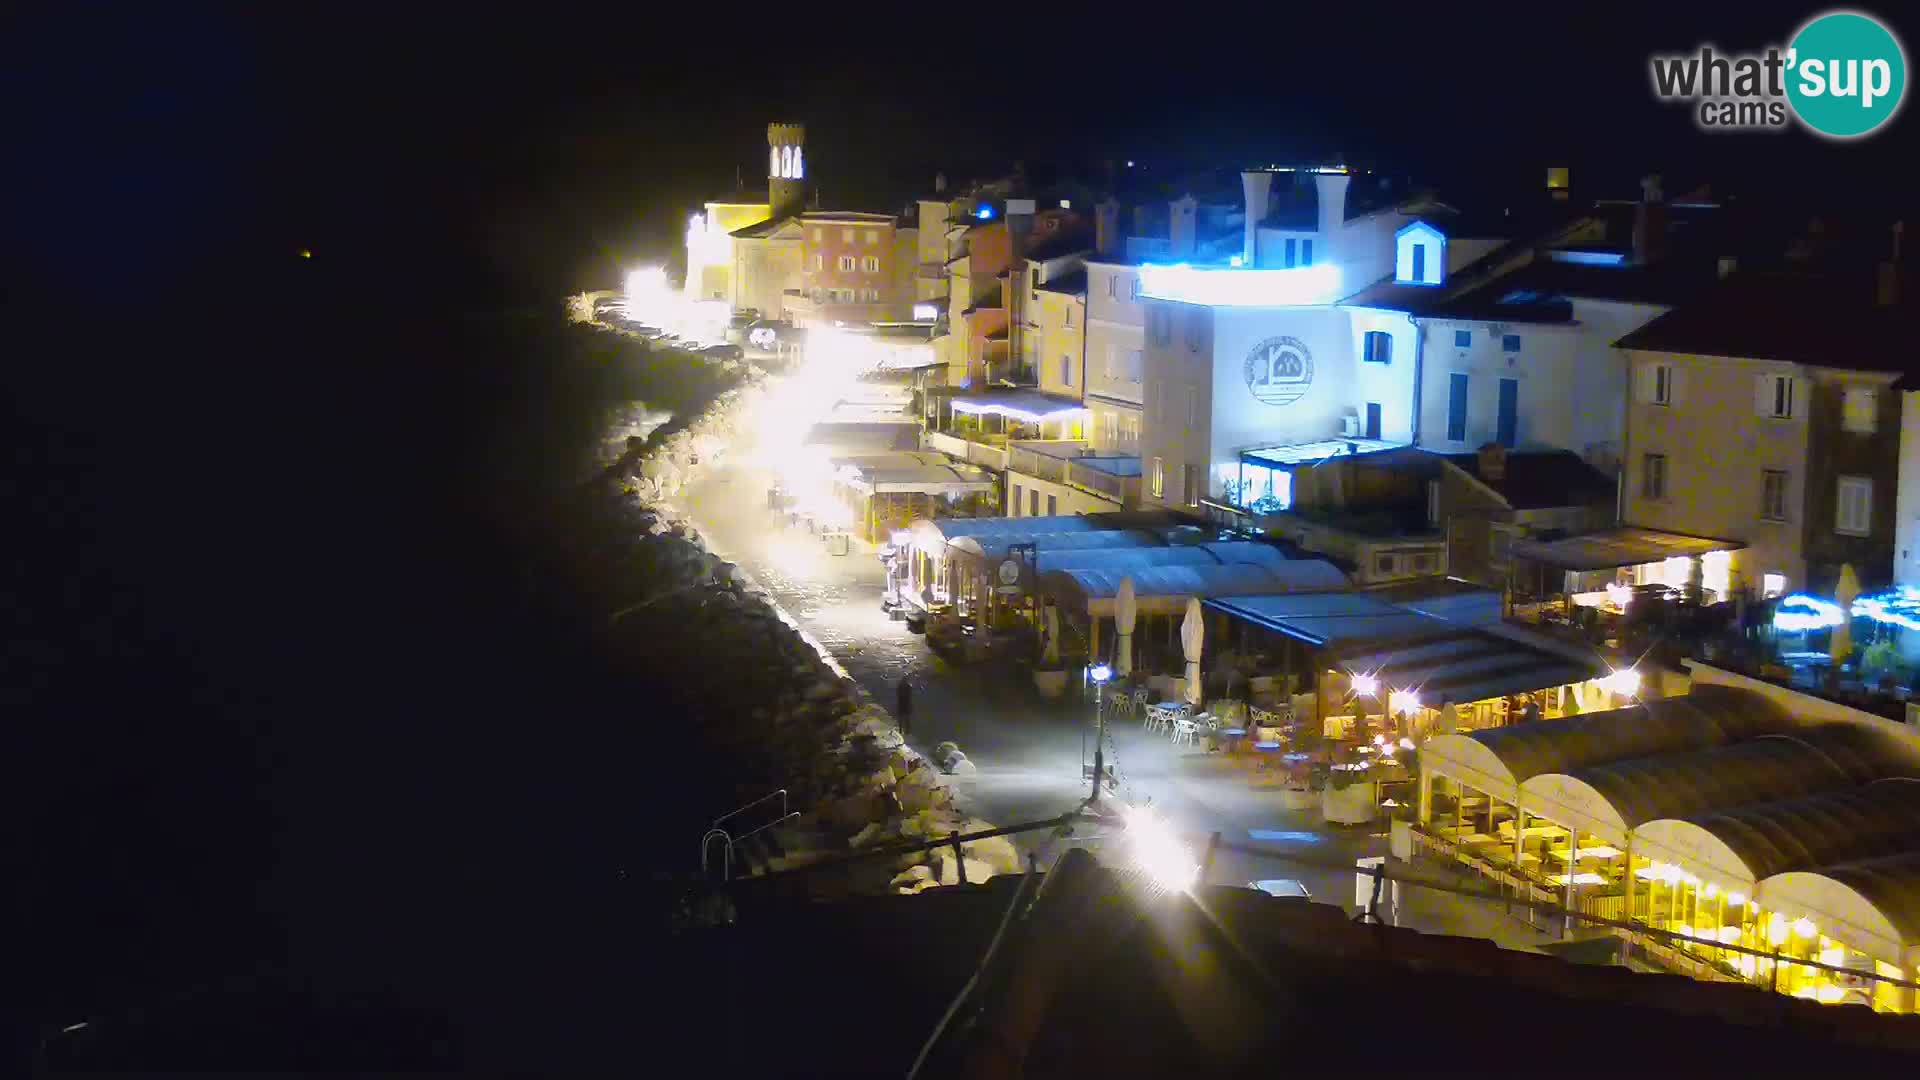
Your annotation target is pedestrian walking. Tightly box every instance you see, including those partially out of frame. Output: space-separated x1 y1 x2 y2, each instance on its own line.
896 677 914 738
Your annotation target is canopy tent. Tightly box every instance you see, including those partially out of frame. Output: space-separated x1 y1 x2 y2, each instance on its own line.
909 515 1100 554
830 452 997 497
1507 527 1746 573
1204 591 1464 651
1335 633 1601 717
1042 561 1350 618
1636 778 1920 897
1519 727 1908 847
1762 854 1920 968
949 529 1160 568
1418 686 1798 799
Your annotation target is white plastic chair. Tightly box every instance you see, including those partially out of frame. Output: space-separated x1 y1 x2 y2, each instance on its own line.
1171 717 1201 748
1106 692 1135 721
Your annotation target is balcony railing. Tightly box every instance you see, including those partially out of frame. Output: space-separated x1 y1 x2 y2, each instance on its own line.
924 429 1009 472
1007 441 1140 505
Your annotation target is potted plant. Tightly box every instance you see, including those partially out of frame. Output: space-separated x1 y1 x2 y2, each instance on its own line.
1322 762 1378 825
1031 603 1069 700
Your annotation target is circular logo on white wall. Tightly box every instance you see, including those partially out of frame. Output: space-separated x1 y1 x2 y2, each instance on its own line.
1244 336 1314 406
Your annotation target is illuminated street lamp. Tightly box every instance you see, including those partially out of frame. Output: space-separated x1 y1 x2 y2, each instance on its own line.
1088 663 1113 803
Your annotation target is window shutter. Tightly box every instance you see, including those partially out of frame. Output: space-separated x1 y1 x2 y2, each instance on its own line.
1633 363 1655 403
1793 377 1810 420
1666 365 1684 405
1753 374 1776 418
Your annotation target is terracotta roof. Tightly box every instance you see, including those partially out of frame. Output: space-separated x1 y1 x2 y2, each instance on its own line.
1614 272 1918 372
1442 449 1615 510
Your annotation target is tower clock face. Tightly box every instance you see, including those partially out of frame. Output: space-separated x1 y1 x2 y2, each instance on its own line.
1244 336 1314 406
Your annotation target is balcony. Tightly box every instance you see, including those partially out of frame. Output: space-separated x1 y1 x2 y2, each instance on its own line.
918 261 948 281
1008 441 1142 505
924 429 1009 472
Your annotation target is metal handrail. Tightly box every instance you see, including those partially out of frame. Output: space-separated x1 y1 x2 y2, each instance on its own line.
714 789 787 830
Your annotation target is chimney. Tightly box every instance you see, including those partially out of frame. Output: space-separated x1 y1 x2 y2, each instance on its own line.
1313 170 1351 262
1095 199 1121 258
1169 194 1198 259
1880 222 1907 307
1546 166 1570 201
1005 198 1036 262
1632 173 1667 265
934 172 947 194
1477 443 1508 483
1717 255 1738 279
1240 170 1274 267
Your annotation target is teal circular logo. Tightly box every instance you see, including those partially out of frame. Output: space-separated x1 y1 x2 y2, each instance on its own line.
1787 11 1907 138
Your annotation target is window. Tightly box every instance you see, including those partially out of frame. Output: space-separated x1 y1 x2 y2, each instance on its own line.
1761 469 1789 521
1103 345 1116 379
1454 329 1471 348
1837 475 1873 535
1300 238 1313 266
1284 238 1297 267
1651 363 1672 406
1063 306 1074 329
1184 310 1203 353
838 255 857 272
1185 384 1197 431
1151 457 1165 499
1762 573 1787 598
1446 373 1469 441
812 255 824 272
1410 244 1427 284
1365 402 1382 440
1363 330 1392 364
861 256 880 273
1641 453 1668 500
1106 275 1117 299
1843 387 1878 433
1496 378 1518 448
1761 374 1795 419
1501 334 1521 353
842 228 855 243
1047 494 1057 516
1129 277 1141 301
1128 349 1143 381
811 228 823 242
1412 554 1435 573
1376 555 1397 576
1029 489 1040 517
1426 479 1441 526
1183 463 1201 507
1010 484 1021 515
1060 355 1073 387
864 229 878 245
1150 309 1170 347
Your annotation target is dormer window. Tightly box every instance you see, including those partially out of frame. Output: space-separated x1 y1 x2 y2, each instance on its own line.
1394 220 1447 286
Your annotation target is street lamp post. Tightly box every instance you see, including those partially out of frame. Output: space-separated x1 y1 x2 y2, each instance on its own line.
1088 663 1112 803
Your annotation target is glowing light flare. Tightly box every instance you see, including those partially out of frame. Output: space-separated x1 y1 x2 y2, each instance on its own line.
1774 593 1845 632
1123 805 1199 893
1137 262 1342 307
1089 663 1113 684
1387 690 1421 716
1792 916 1817 939
1600 668 1641 698
1604 582 1632 609
947 402 1089 424
1349 673 1380 697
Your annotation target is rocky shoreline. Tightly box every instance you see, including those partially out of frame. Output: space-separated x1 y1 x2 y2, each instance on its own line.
572 320 1014 895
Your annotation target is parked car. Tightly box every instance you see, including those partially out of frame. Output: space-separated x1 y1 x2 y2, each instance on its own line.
701 343 744 359
1248 879 1312 900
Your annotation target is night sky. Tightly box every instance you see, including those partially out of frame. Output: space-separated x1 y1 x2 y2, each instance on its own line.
9 0 1917 1065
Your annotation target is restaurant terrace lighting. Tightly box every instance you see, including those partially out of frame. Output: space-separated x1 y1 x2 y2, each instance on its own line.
1387 690 1421 716
1350 673 1380 697
947 400 1089 424
1600 668 1641 697
1123 804 1198 893
1774 593 1845 632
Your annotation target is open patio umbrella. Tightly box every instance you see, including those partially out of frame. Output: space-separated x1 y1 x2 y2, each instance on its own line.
1115 577 1137 678
1832 563 1861 665
1043 602 1061 666
1181 597 1205 706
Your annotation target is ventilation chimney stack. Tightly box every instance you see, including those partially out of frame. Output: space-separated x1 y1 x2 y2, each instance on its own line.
1241 171 1274 267
1477 442 1509 483
934 172 947 195
1169 194 1198 260
1632 173 1667 265
1095 199 1122 258
1313 170 1352 265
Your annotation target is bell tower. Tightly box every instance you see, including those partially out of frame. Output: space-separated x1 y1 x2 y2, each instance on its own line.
768 122 806 216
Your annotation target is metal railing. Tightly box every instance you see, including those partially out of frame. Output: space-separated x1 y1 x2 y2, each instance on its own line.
703 807 1920 1023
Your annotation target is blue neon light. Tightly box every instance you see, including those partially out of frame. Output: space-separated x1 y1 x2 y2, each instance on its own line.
1774 593 1844 633
976 205 995 221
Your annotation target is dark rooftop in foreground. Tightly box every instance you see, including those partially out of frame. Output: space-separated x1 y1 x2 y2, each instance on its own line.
1614 271 1918 371
1442 448 1617 510
1035 268 1087 296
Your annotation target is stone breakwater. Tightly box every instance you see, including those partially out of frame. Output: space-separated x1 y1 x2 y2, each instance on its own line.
576 338 1015 895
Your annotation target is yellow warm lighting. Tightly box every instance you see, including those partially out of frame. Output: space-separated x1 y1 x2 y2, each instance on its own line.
1703 882 1718 899
1792 917 1817 939
1388 690 1421 715
1124 804 1198 893
1819 946 1847 968
1726 892 1746 907
1816 985 1847 1004
1718 926 1742 944
1350 673 1380 696
1767 913 1789 946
